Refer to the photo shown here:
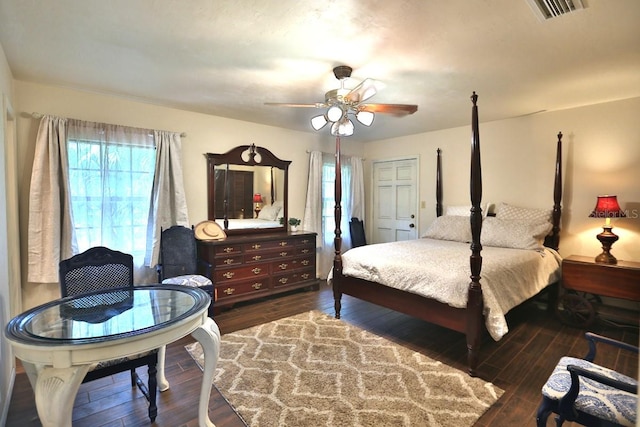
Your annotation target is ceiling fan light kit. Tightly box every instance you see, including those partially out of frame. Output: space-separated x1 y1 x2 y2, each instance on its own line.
266 65 418 137
310 114 329 131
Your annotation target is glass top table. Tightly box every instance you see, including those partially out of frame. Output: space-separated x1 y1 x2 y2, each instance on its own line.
5 284 220 427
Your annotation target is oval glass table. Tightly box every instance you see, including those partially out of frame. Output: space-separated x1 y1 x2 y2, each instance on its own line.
5 284 221 427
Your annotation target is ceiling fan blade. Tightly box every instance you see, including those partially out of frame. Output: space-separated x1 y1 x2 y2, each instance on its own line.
359 103 418 116
344 78 380 104
264 102 326 108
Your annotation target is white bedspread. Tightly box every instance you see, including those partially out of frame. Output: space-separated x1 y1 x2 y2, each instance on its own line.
330 238 562 341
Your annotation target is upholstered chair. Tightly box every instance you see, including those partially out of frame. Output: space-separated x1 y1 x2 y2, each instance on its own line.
536 332 638 426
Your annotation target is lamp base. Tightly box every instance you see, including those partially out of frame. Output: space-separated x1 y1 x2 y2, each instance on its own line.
595 226 619 265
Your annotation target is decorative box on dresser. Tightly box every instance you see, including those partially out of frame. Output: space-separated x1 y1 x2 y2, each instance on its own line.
197 231 319 308
558 255 640 327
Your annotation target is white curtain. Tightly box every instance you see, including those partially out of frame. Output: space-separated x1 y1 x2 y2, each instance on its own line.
302 151 365 279
27 116 188 285
27 116 75 283
302 151 323 241
145 130 189 268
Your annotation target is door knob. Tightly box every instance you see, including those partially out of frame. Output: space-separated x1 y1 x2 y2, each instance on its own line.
409 223 415 228
411 214 415 219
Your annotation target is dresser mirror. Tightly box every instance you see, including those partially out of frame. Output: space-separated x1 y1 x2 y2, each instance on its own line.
206 144 291 235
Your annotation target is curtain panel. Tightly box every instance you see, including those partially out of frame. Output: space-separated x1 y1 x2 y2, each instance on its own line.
302 151 365 279
27 116 188 284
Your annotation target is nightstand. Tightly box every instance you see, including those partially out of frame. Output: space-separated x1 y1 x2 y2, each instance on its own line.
557 255 640 327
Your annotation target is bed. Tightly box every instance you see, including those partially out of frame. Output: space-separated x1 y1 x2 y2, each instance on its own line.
330 92 564 376
215 201 283 230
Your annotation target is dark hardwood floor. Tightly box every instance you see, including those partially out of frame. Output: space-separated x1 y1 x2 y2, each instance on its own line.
7 283 638 426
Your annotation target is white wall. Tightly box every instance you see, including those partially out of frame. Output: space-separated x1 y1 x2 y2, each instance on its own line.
365 97 640 268
14 80 366 310
0 42 16 426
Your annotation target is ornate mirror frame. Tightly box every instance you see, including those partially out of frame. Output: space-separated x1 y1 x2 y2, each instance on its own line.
205 144 291 235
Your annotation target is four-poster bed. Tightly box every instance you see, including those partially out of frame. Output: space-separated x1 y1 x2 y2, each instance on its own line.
330 92 564 376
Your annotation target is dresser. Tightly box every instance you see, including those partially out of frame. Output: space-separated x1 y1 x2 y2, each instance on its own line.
197 231 319 308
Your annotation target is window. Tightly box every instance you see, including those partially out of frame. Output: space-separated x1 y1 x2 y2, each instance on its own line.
321 159 352 249
67 137 156 263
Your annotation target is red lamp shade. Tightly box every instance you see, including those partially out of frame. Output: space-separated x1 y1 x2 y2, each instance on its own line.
589 195 625 264
253 193 263 204
589 195 626 218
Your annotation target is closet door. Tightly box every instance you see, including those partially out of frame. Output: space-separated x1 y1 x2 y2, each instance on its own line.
371 158 418 243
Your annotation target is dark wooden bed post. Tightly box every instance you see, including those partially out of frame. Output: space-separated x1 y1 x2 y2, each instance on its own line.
333 135 344 319
436 148 443 217
467 92 483 376
549 132 563 251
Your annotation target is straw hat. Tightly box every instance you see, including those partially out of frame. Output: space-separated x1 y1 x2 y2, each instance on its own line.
194 220 226 240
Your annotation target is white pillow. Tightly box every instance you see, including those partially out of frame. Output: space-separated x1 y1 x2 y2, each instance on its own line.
257 204 281 221
422 215 472 243
481 217 552 251
495 203 551 225
445 203 490 218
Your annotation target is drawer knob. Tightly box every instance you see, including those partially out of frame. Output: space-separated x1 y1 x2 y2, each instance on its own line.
279 251 288 257
279 263 288 270
279 241 288 247
223 287 235 295
252 283 262 290
252 243 261 250
252 255 262 261
302 239 310 244
302 273 309 279
279 277 288 284
301 260 310 266
223 271 235 279
301 249 309 254
224 258 233 265
223 247 233 253
252 267 262 274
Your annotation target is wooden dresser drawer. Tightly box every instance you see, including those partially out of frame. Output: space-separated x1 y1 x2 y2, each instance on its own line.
244 239 292 252
214 244 243 256
215 254 243 267
244 248 295 263
216 278 270 299
214 263 269 282
273 267 317 288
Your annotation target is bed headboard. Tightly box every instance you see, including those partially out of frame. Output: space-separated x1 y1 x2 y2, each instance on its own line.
434 130 563 251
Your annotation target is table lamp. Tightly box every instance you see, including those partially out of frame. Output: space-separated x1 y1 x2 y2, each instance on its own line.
253 193 263 217
589 195 626 264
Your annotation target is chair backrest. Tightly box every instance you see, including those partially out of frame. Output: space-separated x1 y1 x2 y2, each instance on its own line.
59 246 134 297
159 225 198 279
349 217 367 248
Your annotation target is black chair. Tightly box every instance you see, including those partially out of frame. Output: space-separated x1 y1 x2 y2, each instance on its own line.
59 246 158 422
536 332 638 426
349 217 367 248
156 225 214 316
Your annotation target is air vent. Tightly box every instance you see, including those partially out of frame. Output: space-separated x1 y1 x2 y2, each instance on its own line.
526 0 585 21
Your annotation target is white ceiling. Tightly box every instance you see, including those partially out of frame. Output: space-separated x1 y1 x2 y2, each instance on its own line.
1 0 639 142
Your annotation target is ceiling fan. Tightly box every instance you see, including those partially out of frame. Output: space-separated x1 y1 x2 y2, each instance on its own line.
264 65 418 137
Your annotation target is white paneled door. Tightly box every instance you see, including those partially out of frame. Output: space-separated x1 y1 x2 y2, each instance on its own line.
372 158 418 243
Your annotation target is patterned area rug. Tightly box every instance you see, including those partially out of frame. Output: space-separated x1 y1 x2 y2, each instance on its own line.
186 310 504 427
